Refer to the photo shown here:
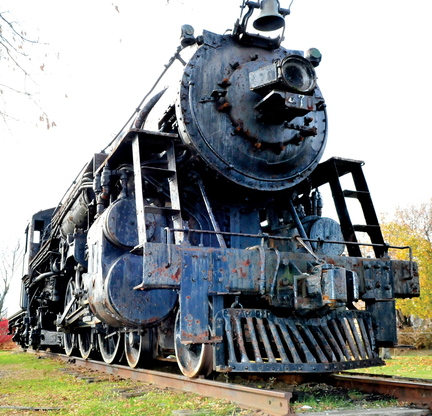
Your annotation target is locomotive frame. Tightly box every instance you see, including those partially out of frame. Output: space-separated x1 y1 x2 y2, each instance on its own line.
8 1 419 378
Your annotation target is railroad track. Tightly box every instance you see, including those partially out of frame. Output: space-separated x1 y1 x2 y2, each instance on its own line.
30 350 292 415
28 350 432 415
326 372 432 411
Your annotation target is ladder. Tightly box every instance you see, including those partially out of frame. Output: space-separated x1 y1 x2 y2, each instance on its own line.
309 157 386 258
129 129 183 249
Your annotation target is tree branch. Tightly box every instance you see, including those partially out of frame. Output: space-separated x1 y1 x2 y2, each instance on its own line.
0 12 40 45
0 10 53 128
0 241 21 317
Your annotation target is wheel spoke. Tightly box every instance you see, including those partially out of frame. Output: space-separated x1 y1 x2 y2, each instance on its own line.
63 279 76 356
98 327 122 364
78 328 93 359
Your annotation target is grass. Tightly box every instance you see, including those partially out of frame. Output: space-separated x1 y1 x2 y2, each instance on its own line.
359 349 432 379
1 349 429 415
0 351 249 416
293 389 397 413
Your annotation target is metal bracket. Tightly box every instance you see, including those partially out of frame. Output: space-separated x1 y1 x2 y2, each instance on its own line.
179 250 210 343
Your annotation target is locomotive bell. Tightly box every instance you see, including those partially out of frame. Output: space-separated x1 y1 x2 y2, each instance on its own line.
180 24 196 47
253 0 285 32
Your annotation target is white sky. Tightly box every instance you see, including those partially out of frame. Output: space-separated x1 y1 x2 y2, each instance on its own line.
1 1 431 311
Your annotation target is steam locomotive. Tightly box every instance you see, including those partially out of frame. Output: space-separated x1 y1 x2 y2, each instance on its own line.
9 0 419 378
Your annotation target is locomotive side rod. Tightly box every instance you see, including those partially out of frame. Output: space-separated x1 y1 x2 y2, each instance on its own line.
34 351 294 415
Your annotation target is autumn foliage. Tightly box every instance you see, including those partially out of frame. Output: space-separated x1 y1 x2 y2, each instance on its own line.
0 319 14 350
381 200 432 320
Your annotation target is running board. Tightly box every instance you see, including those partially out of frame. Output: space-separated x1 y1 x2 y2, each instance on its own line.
218 309 383 373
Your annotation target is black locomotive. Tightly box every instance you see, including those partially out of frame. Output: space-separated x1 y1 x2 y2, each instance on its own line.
9 1 419 378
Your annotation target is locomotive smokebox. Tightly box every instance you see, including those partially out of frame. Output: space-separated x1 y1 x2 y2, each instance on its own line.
176 31 328 191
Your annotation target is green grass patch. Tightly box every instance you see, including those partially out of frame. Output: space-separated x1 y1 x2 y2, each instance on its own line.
2 350 424 415
291 383 398 413
360 351 432 379
0 351 248 416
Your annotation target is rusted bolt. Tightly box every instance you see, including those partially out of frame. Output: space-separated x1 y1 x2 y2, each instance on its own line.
218 78 231 88
218 102 232 112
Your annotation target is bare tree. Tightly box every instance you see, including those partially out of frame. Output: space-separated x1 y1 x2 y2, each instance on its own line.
0 9 52 128
0 242 21 318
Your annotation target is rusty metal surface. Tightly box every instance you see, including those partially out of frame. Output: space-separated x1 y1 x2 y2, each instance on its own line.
219 308 383 373
45 352 293 415
176 31 328 191
327 373 432 410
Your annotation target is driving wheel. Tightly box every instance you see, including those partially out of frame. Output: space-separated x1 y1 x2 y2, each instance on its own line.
174 311 213 378
97 325 122 364
63 278 76 356
78 328 93 359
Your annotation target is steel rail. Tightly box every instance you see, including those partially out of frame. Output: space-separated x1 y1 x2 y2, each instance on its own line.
34 351 293 416
327 373 432 410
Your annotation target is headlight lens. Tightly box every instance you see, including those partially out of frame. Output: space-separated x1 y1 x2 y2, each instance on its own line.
281 56 316 94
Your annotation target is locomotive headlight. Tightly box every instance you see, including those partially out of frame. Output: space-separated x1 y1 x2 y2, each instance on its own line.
249 54 317 95
280 55 317 94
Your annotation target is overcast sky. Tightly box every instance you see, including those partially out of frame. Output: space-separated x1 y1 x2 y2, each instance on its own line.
2 0 431 245
1 0 431 257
